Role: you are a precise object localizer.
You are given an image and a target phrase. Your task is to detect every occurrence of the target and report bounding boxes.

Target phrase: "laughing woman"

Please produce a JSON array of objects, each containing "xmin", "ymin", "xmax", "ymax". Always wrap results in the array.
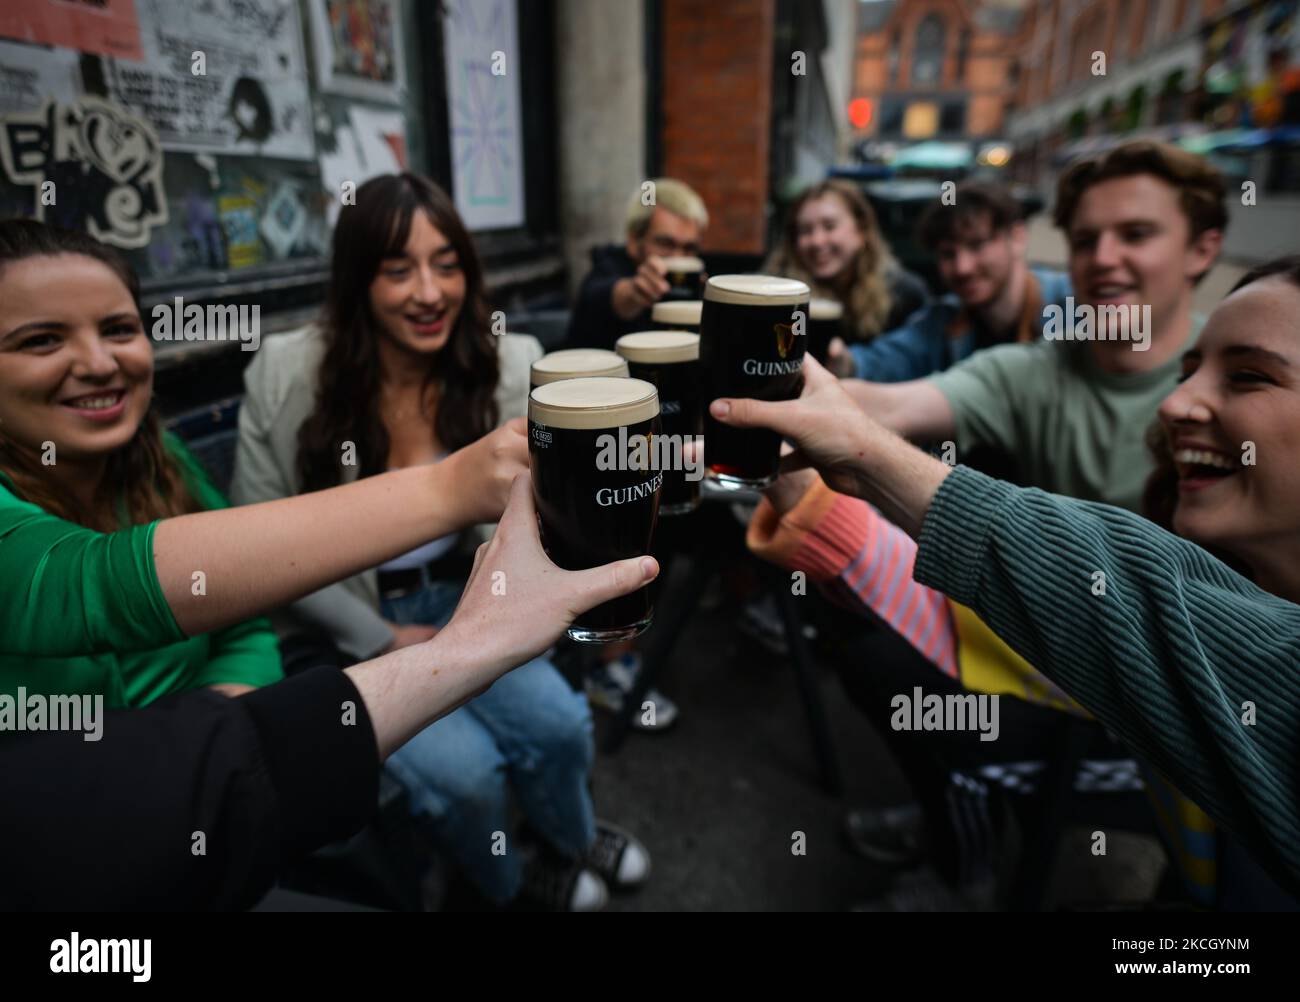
[
  {"xmin": 717, "ymin": 261, "xmax": 1300, "ymax": 894},
  {"xmin": 231, "ymin": 173, "xmax": 650, "ymax": 912},
  {"xmin": 765, "ymin": 180, "xmax": 930, "ymax": 374},
  {"xmin": 0, "ymin": 217, "xmax": 537, "ymax": 711},
  {"xmin": 713, "ymin": 260, "xmax": 1300, "ymax": 893}
]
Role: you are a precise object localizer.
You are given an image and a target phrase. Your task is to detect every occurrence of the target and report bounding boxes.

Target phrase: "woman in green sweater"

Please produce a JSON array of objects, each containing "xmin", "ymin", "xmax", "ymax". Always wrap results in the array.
[
  {"xmin": 709, "ymin": 257, "xmax": 1300, "ymax": 893},
  {"xmin": 0, "ymin": 218, "xmax": 539, "ymax": 708}
]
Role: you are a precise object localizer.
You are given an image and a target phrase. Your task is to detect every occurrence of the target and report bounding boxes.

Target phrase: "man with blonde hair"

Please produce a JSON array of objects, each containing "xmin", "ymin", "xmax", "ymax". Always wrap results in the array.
[{"xmin": 567, "ymin": 177, "xmax": 709, "ymax": 349}]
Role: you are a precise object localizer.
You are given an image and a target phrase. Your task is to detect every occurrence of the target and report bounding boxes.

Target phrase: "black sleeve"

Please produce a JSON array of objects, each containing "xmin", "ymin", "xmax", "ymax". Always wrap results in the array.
[
  {"xmin": 0, "ymin": 667, "xmax": 379, "ymax": 911},
  {"xmin": 567, "ymin": 269, "xmax": 627, "ymax": 349},
  {"xmin": 566, "ymin": 247, "xmax": 649, "ymax": 350},
  {"xmin": 885, "ymin": 268, "xmax": 933, "ymax": 331}
]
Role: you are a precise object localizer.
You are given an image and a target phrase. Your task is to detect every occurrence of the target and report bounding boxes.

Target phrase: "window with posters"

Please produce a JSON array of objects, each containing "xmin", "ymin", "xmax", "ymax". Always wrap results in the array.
[{"xmin": 0, "ymin": 0, "xmax": 559, "ymax": 384}]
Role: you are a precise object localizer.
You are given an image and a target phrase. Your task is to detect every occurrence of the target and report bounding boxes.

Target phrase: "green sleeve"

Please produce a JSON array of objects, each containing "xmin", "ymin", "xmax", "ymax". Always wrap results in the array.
[
  {"xmin": 926, "ymin": 342, "xmax": 1046, "ymax": 455},
  {"xmin": 913, "ymin": 465, "xmax": 1300, "ymax": 893},
  {"xmin": 0, "ymin": 478, "xmax": 184, "ymax": 657},
  {"xmin": 190, "ymin": 615, "xmax": 284, "ymax": 690}
]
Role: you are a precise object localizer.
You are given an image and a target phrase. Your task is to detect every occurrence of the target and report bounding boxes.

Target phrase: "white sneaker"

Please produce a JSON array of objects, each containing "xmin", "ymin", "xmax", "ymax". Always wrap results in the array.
[
  {"xmin": 520, "ymin": 852, "xmax": 609, "ymax": 912},
  {"xmin": 587, "ymin": 820, "xmax": 652, "ymax": 889},
  {"xmin": 585, "ymin": 653, "xmax": 679, "ymax": 731}
]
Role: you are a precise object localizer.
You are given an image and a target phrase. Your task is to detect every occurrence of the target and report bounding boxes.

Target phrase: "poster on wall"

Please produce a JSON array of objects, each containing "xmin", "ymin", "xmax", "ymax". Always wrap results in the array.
[
  {"xmin": 0, "ymin": 0, "xmax": 143, "ymax": 61},
  {"xmin": 309, "ymin": 0, "xmax": 406, "ymax": 105},
  {"xmin": 317, "ymin": 105, "xmax": 407, "ymax": 225},
  {"xmin": 104, "ymin": 0, "xmax": 315, "ymax": 161},
  {"xmin": 0, "ymin": 96, "xmax": 168, "ymax": 248},
  {"xmin": 0, "ymin": 39, "xmax": 82, "ymax": 116},
  {"xmin": 442, "ymin": 0, "xmax": 525, "ymax": 230}
]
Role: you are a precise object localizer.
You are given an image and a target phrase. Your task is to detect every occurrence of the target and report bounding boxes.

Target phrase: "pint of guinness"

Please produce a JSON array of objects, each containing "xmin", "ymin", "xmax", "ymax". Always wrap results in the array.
[
  {"xmin": 615, "ymin": 330, "xmax": 702, "ymax": 516},
  {"xmin": 651, "ymin": 299, "xmax": 702, "ymax": 332},
  {"xmin": 660, "ymin": 255, "xmax": 705, "ymax": 300},
  {"xmin": 528, "ymin": 377, "xmax": 662, "ymax": 642},
  {"xmin": 530, "ymin": 348, "xmax": 629, "ymax": 388},
  {"xmin": 808, "ymin": 297, "xmax": 845, "ymax": 365},
  {"xmin": 699, "ymin": 274, "xmax": 810, "ymax": 489}
]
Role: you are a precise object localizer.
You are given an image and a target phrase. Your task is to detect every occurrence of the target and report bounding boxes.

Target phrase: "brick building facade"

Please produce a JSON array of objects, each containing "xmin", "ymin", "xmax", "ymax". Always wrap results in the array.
[{"xmin": 852, "ymin": 0, "xmax": 1030, "ymax": 142}]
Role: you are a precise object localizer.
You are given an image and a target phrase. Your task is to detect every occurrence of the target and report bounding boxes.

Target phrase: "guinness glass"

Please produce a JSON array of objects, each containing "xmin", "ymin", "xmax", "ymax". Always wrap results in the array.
[
  {"xmin": 615, "ymin": 331, "xmax": 702, "ymax": 516},
  {"xmin": 660, "ymin": 255, "xmax": 705, "ymax": 300},
  {"xmin": 651, "ymin": 299, "xmax": 701, "ymax": 332},
  {"xmin": 700, "ymin": 274, "xmax": 810, "ymax": 489},
  {"xmin": 530, "ymin": 348, "xmax": 628, "ymax": 388},
  {"xmin": 528, "ymin": 377, "xmax": 662, "ymax": 642},
  {"xmin": 808, "ymin": 297, "xmax": 845, "ymax": 365}
]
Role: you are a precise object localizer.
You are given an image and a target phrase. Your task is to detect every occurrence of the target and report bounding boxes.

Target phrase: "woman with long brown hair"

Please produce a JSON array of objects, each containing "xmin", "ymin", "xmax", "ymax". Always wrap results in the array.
[
  {"xmin": 766, "ymin": 179, "xmax": 929, "ymax": 373},
  {"xmin": 232, "ymin": 173, "xmax": 650, "ymax": 912}
]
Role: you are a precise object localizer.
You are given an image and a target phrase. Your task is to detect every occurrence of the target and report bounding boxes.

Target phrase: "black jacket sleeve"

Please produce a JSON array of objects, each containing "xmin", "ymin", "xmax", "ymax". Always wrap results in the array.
[
  {"xmin": 884, "ymin": 267, "xmax": 933, "ymax": 331},
  {"xmin": 0, "ymin": 667, "xmax": 379, "ymax": 911},
  {"xmin": 566, "ymin": 245, "xmax": 646, "ymax": 349}
]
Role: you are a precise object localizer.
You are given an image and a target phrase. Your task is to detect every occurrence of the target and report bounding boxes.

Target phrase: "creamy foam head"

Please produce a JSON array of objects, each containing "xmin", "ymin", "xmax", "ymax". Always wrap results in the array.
[
  {"xmin": 705, "ymin": 274, "xmax": 810, "ymax": 306},
  {"xmin": 652, "ymin": 299, "xmax": 702, "ymax": 327},
  {"xmin": 531, "ymin": 348, "xmax": 629, "ymax": 386},
  {"xmin": 615, "ymin": 331, "xmax": 700, "ymax": 364},
  {"xmin": 661, "ymin": 255, "xmax": 705, "ymax": 273},
  {"xmin": 529, "ymin": 377, "xmax": 660, "ymax": 430},
  {"xmin": 810, "ymin": 297, "xmax": 844, "ymax": 320}
]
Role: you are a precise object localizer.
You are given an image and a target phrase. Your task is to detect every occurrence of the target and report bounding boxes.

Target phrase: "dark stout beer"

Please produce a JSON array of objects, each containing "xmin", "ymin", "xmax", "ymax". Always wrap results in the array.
[
  {"xmin": 651, "ymin": 299, "xmax": 702, "ymax": 332},
  {"xmin": 660, "ymin": 255, "xmax": 705, "ymax": 300},
  {"xmin": 699, "ymin": 274, "xmax": 810, "ymax": 489},
  {"xmin": 808, "ymin": 297, "xmax": 845, "ymax": 366},
  {"xmin": 615, "ymin": 330, "xmax": 702, "ymax": 516},
  {"xmin": 530, "ymin": 348, "xmax": 629, "ymax": 388},
  {"xmin": 528, "ymin": 377, "xmax": 662, "ymax": 642}
]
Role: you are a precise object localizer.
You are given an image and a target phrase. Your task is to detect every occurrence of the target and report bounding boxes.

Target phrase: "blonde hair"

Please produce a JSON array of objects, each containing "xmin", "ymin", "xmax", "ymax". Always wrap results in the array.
[
  {"xmin": 625, "ymin": 178, "xmax": 709, "ymax": 239},
  {"xmin": 765, "ymin": 180, "xmax": 895, "ymax": 341}
]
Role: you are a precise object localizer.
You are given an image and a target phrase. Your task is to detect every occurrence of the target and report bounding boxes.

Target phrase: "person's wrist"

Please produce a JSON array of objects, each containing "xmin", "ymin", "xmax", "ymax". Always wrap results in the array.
[
  {"xmin": 424, "ymin": 453, "xmax": 476, "ymax": 531},
  {"xmin": 408, "ymin": 627, "xmax": 498, "ymax": 729},
  {"xmin": 765, "ymin": 469, "xmax": 817, "ymax": 515},
  {"xmin": 838, "ymin": 414, "xmax": 888, "ymax": 496},
  {"xmin": 611, "ymin": 279, "xmax": 637, "ymax": 319}
]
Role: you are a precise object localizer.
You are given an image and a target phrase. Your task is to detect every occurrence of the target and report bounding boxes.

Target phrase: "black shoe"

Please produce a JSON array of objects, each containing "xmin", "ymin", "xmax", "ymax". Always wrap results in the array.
[
  {"xmin": 585, "ymin": 820, "xmax": 651, "ymax": 890},
  {"xmin": 518, "ymin": 851, "xmax": 608, "ymax": 912},
  {"xmin": 843, "ymin": 803, "xmax": 926, "ymax": 867}
]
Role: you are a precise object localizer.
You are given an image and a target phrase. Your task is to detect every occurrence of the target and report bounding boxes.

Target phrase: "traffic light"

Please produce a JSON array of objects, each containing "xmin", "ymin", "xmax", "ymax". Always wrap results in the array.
[{"xmin": 848, "ymin": 97, "xmax": 873, "ymax": 130}]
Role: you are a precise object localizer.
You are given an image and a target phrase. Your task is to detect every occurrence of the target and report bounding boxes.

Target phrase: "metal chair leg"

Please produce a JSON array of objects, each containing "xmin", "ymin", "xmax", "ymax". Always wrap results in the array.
[{"xmin": 766, "ymin": 565, "xmax": 844, "ymax": 796}]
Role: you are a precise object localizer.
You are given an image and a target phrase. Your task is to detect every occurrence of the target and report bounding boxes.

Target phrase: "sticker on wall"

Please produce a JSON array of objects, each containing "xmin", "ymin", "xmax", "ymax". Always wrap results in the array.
[
  {"xmin": 259, "ymin": 182, "xmax": 308, "ymax": 260},
  {"xmin": 0, "ymin": 0, "xmax": 143, "ymax": 61},
  {"xmin": 104, "ymin": 0, "xmax": 315, "ymax": 161},
  {"xmin": 0, "ymin": 96, "xmax": 168, "ymax": 249}
]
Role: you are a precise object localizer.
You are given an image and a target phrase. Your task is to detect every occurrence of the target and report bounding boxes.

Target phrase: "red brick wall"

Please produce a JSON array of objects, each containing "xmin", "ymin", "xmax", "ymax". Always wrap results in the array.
[{"xmin": 660, "ymin": 0, "xmax": 774, "ymax": 255}]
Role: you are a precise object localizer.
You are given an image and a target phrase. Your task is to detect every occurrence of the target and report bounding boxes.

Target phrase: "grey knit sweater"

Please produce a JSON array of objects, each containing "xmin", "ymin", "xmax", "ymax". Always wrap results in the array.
[{"xmin": 914, "ymin": 466, "xmax": 1300, "ymax": 893}]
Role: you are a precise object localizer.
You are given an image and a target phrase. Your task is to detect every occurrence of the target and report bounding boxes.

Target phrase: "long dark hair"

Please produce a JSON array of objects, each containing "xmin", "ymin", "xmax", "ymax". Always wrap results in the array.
[
  {"xmin": 297, "ymin": 174, "xmax": 500, "ymax": 490},
  {"xmin": 0, "ymin": 218, "xmax": 200, "ymax": 531},
  {"xmin": 1141, "ymin": 254, "xmax": 1300, "ymax": 571}
]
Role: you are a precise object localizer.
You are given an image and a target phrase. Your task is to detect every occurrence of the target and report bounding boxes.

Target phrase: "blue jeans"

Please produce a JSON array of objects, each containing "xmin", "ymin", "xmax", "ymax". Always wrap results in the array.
[{"xmin": 381, "ymin": 581, "xmax": 596, "ymax": 903}]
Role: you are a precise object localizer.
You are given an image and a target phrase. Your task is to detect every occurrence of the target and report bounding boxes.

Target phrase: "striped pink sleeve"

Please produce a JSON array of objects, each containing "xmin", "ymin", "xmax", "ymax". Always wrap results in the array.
[{"xmin": 748, "ymin": 478, "xmax": 959, "ymax": 679}]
